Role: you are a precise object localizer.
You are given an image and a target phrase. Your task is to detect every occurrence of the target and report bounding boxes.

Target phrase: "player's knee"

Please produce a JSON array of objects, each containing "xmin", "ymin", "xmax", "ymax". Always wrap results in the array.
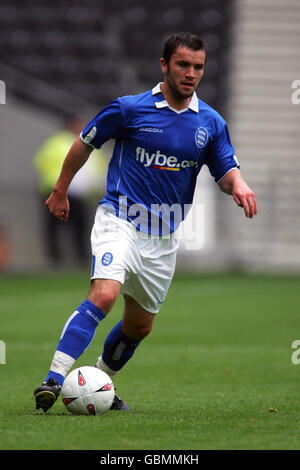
[
  {"xmin": 91, "ymin": 290, "xmax": 116, "ymax": 313},
  {"xmin": 88, "ymin": 280, "xmax": 120, "ymax": 314},
  {"xmin": 138, "ymin": 324, "xmax": 152, "ymax": 339},
  {"xmin": 125, "ymin": 323, "xmax": 153, "ymax": 341}
]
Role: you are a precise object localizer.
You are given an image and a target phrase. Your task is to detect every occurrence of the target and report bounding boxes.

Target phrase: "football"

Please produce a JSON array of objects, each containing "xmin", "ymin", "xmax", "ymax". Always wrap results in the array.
[{"xmin": 61, "ymin": 366, "xmax": 115, "ymax": 415}]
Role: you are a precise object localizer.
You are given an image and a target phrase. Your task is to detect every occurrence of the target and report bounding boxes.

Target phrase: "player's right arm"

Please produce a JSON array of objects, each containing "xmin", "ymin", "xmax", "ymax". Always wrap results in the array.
[
  {"xmin": 46, "ymin": 137, "xmax": 93, "ymax": 222},
  {"xmin": 48, "ymin": 99, "xmax": 123, "ymax": 222}
]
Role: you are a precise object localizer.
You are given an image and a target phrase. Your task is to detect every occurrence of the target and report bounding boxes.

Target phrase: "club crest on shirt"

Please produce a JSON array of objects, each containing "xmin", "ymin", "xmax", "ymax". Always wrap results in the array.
[
  {"xmin": 195, "ymin": 127, "xmax": 208, "ymax": 149},
  {"xmin": 101, "ymin": 252, "xmax": 113, "ymax": 266}
]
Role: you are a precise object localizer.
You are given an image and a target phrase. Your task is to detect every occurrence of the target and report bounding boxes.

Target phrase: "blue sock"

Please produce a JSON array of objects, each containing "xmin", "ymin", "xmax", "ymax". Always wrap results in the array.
[
  {"xmin": 45, "ymin": 299, "xmax": 106, "ymax": 385},
  {"xmin": 57, "ymin": 299, "xmax": 106, "ymax": 358},
  {"xmin": 101, "ymin": 319, "xmax": 140, "ymax": 372},
  {"xmin": 45, "ymin": 371, "xmax": 65, "ymax": 386}
]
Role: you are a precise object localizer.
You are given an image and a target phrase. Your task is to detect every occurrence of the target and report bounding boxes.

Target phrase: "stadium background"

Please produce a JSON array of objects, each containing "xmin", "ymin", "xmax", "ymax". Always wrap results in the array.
[
  {"xmin": 0, "ymin": 0, "xmax": 300, "ymax": 273},
  {"xmin": 1, "ymin": 0, "xmax": 300, "ymax": 453}
]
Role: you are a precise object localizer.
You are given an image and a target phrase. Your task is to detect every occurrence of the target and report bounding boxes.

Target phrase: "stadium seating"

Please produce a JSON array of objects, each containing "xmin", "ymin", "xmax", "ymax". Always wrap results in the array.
[{"xmin": 0, "ymin": 0, "xmax": 235, "ymax": 116}]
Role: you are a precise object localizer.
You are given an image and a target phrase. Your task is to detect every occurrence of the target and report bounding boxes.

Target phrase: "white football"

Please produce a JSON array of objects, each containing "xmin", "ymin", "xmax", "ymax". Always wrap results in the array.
[{"xmin": 61, "ymin": 366, "xmax": 114, "ymax": 415}]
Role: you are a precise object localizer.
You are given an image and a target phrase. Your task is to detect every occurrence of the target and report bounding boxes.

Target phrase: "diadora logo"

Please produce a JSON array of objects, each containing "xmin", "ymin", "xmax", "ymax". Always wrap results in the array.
[
  {"xmin": 136, "ymin": 147, "xmax": 199, "ymax": 171},
  {"xmin": 139, "ymin": 127, "xmax": 163, "ymax": 134}
]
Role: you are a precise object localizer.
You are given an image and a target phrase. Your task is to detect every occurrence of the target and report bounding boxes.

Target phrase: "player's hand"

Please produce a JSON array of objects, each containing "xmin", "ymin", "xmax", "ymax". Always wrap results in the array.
[
  {"xmin": 232, "ymin": 181, "xmax": 257, "ymax": 218},
  {"xmin": 45, "ymin": 191, "xmax": 70, "ymax": 223}
]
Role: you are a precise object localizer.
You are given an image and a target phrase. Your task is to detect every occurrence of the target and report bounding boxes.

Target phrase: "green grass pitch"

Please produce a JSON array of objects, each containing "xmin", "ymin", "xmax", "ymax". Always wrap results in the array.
[{"xmin": 0, "ymin": 270, "xmax": 299, "ymax": 450}]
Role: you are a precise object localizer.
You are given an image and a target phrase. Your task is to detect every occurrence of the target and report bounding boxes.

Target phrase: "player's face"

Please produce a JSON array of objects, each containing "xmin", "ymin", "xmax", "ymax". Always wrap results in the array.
[{"xmin": 161, "ymin": 46, "xmax": 206, "ymax": 101}]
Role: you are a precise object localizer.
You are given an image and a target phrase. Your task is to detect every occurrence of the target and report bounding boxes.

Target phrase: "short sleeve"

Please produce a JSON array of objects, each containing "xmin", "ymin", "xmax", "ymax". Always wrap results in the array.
[
  {"xmin": 80, "ymin": 99, "xmax": 124, "ymax": 149},
  {"xmin": 206, "ymin": 118, "xmax": 240, "ymax": 183}
]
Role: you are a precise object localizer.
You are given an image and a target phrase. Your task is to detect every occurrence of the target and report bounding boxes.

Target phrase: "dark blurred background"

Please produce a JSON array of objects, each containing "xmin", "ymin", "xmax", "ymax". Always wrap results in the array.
[
  {"xmin": 0, "ymin": 0, "xmax": 234, "ymax": 118},
  {"xmin": 0, "ymin": 0, "xmax": 300, "ymax": 273}
]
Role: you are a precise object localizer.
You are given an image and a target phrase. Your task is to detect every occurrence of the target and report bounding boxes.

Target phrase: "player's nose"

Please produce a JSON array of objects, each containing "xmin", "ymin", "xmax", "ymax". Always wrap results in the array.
[{"xmin": 185, "ymin": 67, "xmax": 196, "ymax": 79}]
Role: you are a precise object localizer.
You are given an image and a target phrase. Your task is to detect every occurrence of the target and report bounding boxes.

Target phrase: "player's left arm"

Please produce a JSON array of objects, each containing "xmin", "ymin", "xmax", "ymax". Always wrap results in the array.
[{"xmin": 218, "ymin": 168, "xmax": 258, "ymax": 218}]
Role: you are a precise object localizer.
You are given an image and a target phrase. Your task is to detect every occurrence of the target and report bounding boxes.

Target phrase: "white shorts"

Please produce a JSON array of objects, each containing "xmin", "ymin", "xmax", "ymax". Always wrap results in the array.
[{"xmin": 90, "ymin": 205, "xmax": 179, "ymax": 314}]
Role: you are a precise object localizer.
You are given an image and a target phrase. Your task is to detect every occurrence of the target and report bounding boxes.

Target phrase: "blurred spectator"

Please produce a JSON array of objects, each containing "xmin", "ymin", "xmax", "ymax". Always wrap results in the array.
[{"xmin": 33, "ymin": 116, "xmax": 107, "ymax": 266}]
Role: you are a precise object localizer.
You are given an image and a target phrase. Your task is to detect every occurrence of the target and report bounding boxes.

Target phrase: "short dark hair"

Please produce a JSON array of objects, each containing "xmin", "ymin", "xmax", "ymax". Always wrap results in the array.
[{"xmin": 162, "ymin": 32, "xmax": 207, "ymax": 64}]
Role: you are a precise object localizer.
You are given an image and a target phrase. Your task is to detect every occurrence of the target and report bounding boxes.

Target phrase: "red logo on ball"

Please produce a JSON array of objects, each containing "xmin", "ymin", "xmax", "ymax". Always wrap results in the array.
[
  {"xmin": 87, "ymin": 404, "xmax": 95, "ymax": 415},
  {"xmin": 101, "ymin": 383, "xmax": 112, "ymax": 391},
  {"xmin": 78, "ymin": 371, "xmax": 86, "ymax": 386}
]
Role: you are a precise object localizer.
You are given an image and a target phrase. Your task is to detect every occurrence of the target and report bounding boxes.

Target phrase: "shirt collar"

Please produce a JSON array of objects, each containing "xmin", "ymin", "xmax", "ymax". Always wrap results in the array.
[{"xmin": 152, "ymin": 82, "xmax": 199, "ymax": 113}]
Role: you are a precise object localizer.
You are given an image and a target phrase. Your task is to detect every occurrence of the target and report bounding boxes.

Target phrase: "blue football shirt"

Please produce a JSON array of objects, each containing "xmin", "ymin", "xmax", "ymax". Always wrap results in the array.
[{"xmin": 80, "ymin": 83, "xmax": 239, "ymax": 235}]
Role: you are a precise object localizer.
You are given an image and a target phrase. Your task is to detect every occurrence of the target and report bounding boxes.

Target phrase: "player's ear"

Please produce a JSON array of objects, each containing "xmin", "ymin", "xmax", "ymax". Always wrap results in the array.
[{"xmin": 160, "ymin": 57, "xmax": 167, "ymax": 74}]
